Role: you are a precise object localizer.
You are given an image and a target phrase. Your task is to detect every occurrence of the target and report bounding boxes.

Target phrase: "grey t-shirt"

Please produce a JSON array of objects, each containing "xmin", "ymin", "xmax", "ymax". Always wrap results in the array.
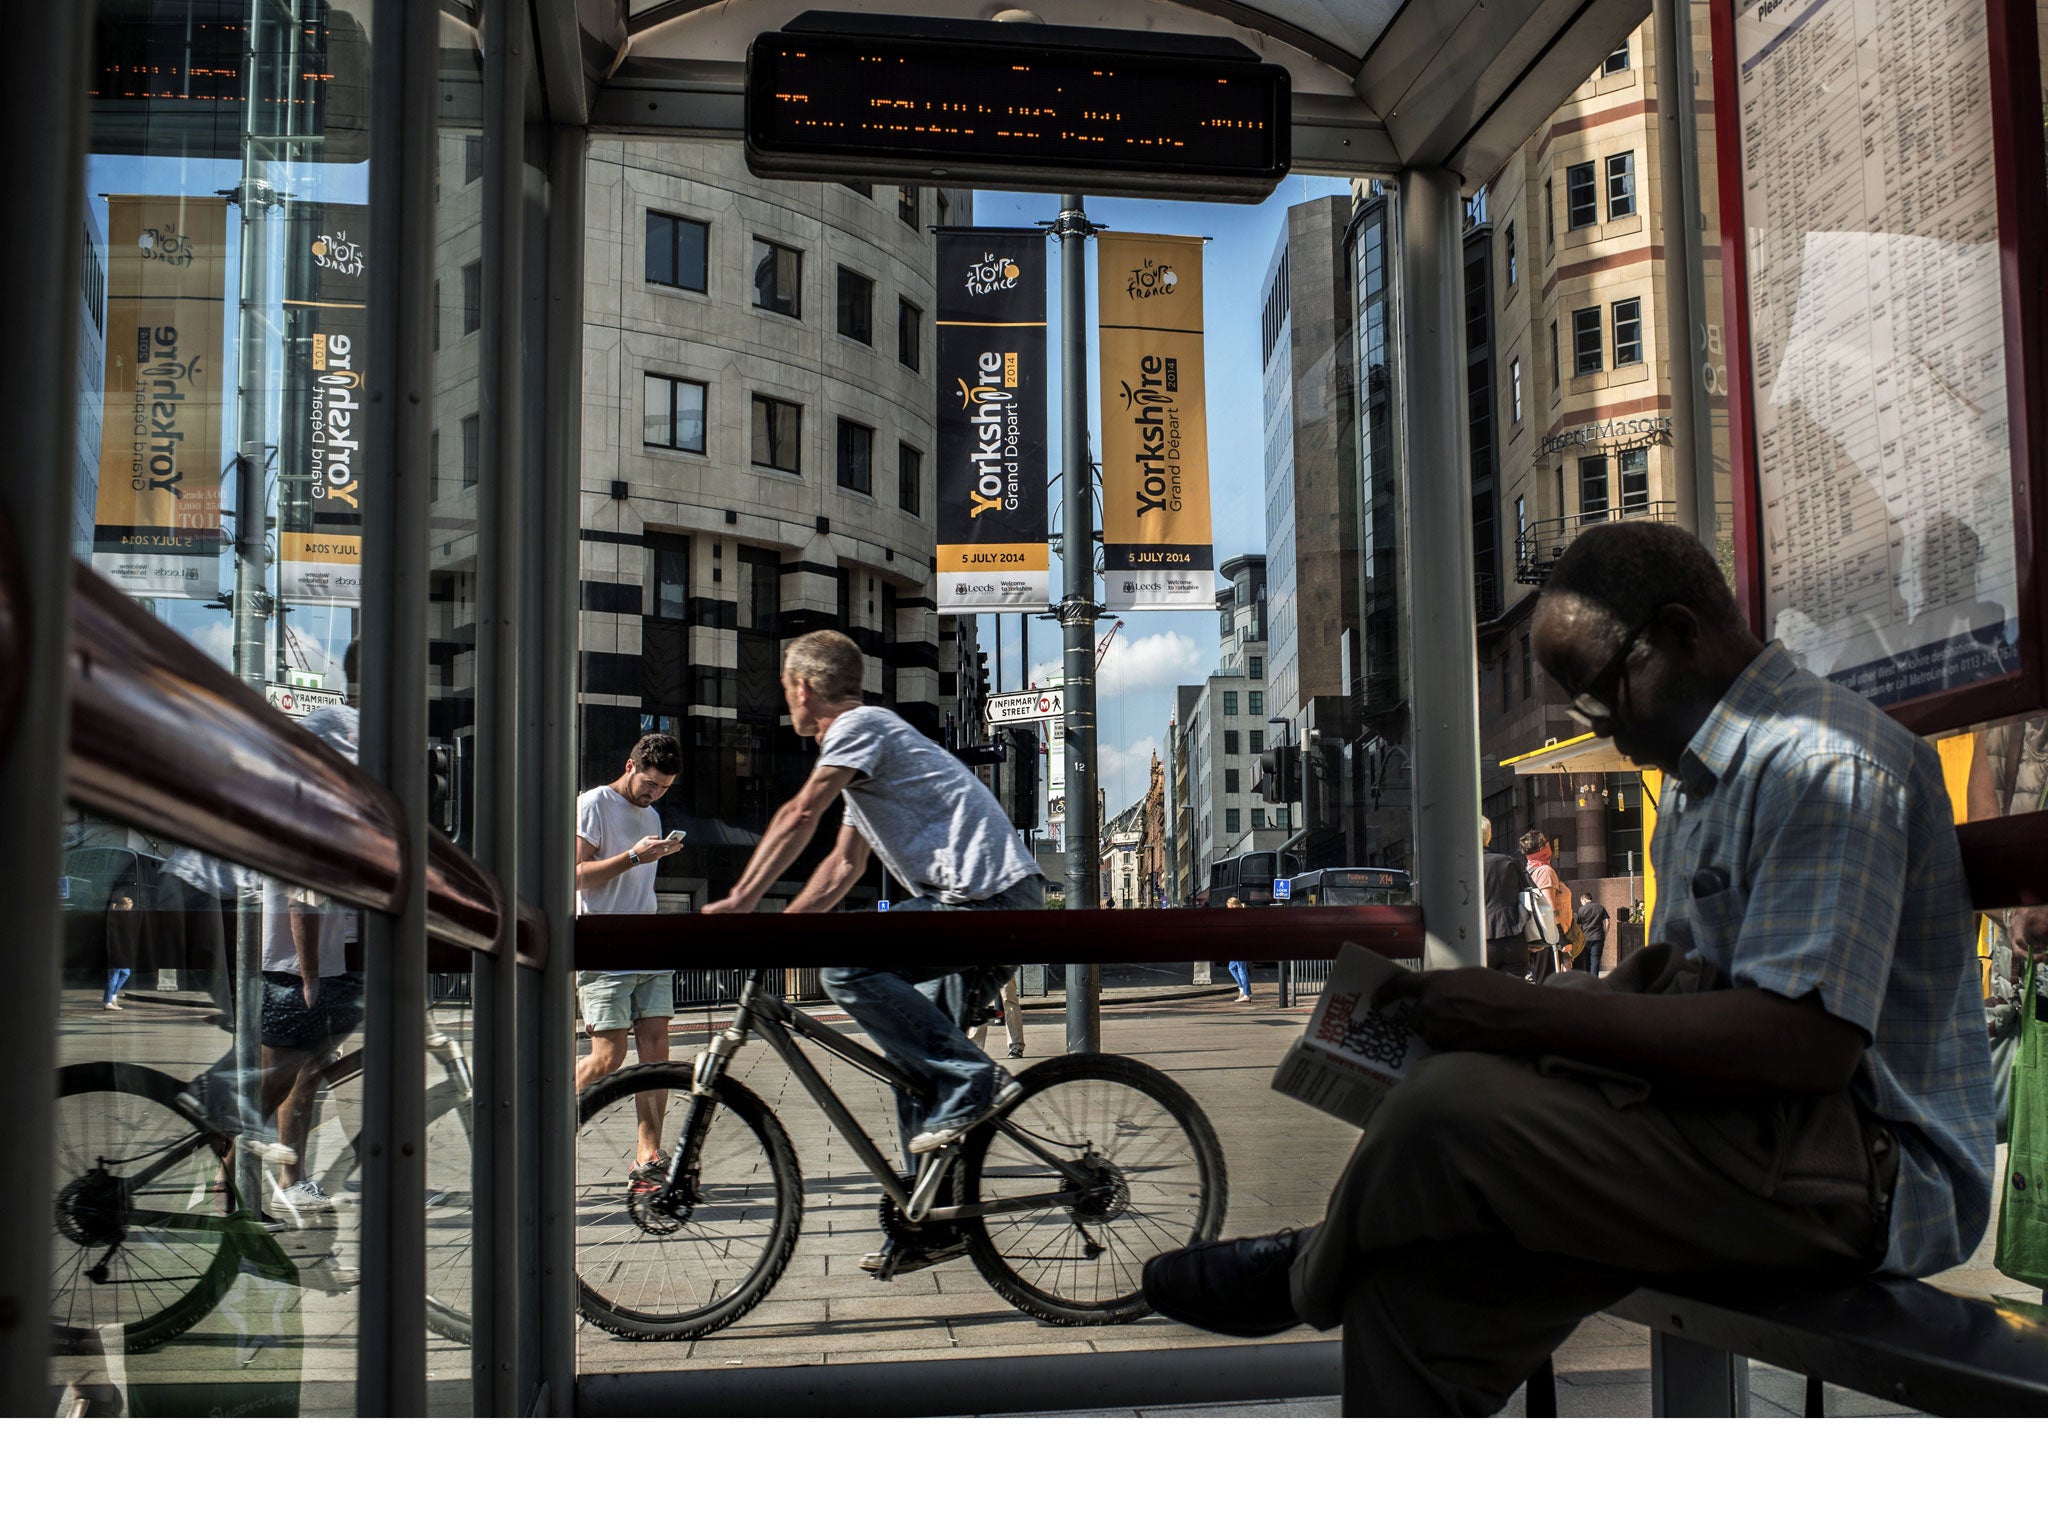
[{"xmin": 818, "ymin": 706, "xmax": 1036, "ymax": 903}]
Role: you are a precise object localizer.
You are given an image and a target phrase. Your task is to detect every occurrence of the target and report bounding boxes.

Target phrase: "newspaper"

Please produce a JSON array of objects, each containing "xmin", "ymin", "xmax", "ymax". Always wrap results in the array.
[{"xmin": 1271, "ymin": 943, "xmax": 1434, "ymax": 1128}]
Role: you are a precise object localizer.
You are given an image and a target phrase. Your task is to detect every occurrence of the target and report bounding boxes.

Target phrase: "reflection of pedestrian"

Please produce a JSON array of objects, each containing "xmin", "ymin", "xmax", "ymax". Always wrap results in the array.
[
  {"xmin": 1519, "ymin": 831, "xmax": 1569, "ymax": 980},
  {"xmin": 157, "ymin": 846, "xmax": 236, "ymax": 1019},
  {"xmin": 1574, "ymin": 896, "xmax": 1609, "ymax": 976},
  {"xmin": 1480, "ymin": 817, "xmax": 1529, "ymax": 977},
  {"xmin": 1225, "ymin": 896, "xmax": 1252, "ymax": 1002},
  {"xmin": 103, "ymin": 886, "xmax": 138, "ymax": 1010}
]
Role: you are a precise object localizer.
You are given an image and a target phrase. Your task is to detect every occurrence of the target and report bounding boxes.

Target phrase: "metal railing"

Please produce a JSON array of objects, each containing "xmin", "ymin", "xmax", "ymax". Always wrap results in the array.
[{"xmin": 1514, "ymin": 501, "xmax": 1677, "ymax": 586}]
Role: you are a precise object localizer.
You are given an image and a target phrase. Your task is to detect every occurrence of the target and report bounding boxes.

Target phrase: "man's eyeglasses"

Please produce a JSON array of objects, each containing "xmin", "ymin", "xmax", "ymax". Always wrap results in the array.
[{"xmin": 1566, "ymin": 609, "xmax": 1658, "ymax": 729}]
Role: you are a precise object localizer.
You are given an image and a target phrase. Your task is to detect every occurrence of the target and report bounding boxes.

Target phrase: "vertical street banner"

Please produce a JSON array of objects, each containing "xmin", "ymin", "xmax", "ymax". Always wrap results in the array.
[
  {"xmin": 93, "ymin": 195, "xmax": 229, "ymax": 600},
  {"xmin": 1096, "ymin": 232, "xmax": 1213, "ymax": 610},
  {"xmin": 934, "ymin": 229, "xmax": 1049, "ymax": 612},
  {"xmin": 279, "ymin": 202, "xmax": 369, "ymax": 608}
]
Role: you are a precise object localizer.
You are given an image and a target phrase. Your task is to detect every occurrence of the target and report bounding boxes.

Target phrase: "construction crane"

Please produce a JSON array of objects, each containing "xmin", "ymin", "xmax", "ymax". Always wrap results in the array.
[{"xmin": 1095, "ymin": 616, "xmax": 1124, "ymax": 668}]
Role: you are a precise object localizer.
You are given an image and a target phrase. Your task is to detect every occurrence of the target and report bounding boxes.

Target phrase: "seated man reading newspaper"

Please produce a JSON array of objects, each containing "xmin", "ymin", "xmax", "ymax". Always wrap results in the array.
[{"xmin": 1141, "ymin": 521, "xmax": 1996, "ymax": 1416}]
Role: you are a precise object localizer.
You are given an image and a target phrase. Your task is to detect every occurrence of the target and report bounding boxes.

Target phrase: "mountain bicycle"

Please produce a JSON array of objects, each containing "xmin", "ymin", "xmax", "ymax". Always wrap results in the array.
[
  {"xmin": 49, "ymin": 1027, "xmax": 476, "ymax": 1354},
  {"xmin": 575, "ymin": 966, "xmax": 1227, "ymax": 1341}
]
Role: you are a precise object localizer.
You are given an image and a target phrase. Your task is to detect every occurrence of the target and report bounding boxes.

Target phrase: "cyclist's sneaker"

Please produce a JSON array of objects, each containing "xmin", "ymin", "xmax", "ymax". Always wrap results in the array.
[
  {"xmin": 859, "ymin": 1234, "xmax": 968, "ymax": 1278},
  {"xmin": 906, "ymin": 1074, "xmax": 1023, "ymax": 1157},
  {"xmin": 236, "ymin": 1133, "xmax": 298, "ymax": 1166},
  {"xmin": 272, "ymin": 1177, "xmax": 336, "ymax": 1225},
  {"xmin": 1006, "ymin": 1043, "xmax": 1025, "ymax": 1059},
  {"xmin": 627, "ymin": 1156, "xmax": 671, "ymax": 1196}
]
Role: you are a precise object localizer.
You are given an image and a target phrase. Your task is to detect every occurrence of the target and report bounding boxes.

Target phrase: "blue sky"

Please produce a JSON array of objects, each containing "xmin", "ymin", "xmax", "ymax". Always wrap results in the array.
[{"xmin": 974, "ymin": 177, "xmax": 1352, "ymax": 815}]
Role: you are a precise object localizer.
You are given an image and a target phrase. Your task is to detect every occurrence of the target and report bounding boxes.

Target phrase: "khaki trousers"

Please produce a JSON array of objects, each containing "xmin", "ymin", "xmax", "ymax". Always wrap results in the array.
[{"xmin": 1288, "ymin": 1050, "xmax": 1894, "ymax": 1416}]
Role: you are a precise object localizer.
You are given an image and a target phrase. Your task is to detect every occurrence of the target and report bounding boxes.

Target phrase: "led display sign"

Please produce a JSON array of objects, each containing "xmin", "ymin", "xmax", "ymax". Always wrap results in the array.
[{"xmin": 744, "ymin": 13, "xmax": 1291, "ymax": 202}]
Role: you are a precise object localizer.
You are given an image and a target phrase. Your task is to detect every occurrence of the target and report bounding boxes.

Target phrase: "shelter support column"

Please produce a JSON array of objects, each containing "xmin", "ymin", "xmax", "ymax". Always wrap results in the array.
[{"xmin": 1394, "ymin": 166, "xmax": 1484, "ymax": 970}]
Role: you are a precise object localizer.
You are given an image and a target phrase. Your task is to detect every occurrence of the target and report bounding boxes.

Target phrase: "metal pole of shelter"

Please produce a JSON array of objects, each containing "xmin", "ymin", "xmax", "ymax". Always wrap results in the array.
[
  {"xmin": 1394, "ymin": 167, "xmax": 1484, "ymax": 970},
  {"xmin": 1055, "ymin": 195, "xmax": 1100, "ymax": 1053},
  {"xmin": 1654, "ymin": 0, "xmax": 1711, "ymax": 543},
  {"xmin": 0, "ymin": 0, "xmax": 89, "ymax": 1416}
]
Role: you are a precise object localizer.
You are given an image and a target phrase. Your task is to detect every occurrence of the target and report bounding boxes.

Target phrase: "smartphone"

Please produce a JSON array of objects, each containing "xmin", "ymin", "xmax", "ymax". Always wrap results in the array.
[{"xmin": 662, "ymin": 829, "xmax": 686, "ymax": 846}]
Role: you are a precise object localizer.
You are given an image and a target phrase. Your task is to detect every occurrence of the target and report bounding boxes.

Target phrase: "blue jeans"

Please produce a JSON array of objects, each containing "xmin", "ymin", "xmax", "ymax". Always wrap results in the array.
[
  {"xmin": 1228, "ymin": 961, "xmax": 1250, "ymax": 996},
  {"xmin": 104, "ymin": 968, "xmax": 131, "ymax": 1006},
  {"xmin": 823, "ymin": 876, "xmax": 1042, "ymax": 1168}
]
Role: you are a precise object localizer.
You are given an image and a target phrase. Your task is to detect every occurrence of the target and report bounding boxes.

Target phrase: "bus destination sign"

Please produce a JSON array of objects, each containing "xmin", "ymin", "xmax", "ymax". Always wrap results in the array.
[{"xmin": 744, "ymin": 14, "xmax": 1291, "ymax": 202}]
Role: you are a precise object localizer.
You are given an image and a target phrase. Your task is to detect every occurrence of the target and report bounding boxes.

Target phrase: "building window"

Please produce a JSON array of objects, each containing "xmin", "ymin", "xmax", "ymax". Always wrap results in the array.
[
  {"xmin": 1619, "ymin": 447, "xmax": 1650, "ymax": 512},
  {"xmin": 463, "ymin": 134, "xmax": 483, "ymax": 183},
  {"xmin": 653, "ymin": 537, "xmax": 689, "ymax": 622},
  {"xmin": 1510, "ymin": 357, "xmax": 1523, "ymax": 424},
  {"xmin": 1226, "ymin": 808, "xmax": 1241, "ymax": 836},
  {"xmin": 836, "ymin": 418, "xmax": 874, "ymax": 494},
  {"xmin": 1252, "ymin": 809, "xmax": 1267, "ymax": 829},
  {"xmin": 1556, "ymin": 465, "xmax": 1566, "ymax": 517},
  {"xmin": 1605, "ymin": 40, "xmax": 1631, "ymax": 73},
  {"xmin": 1545, "ymin": 178, "xmax": 1555, "ymax": 248},
  {"xmin": 751, "ymin": 394, "xmax": 801, "ymax": 473},
  {"xmin": 461, "ymin": 259, "xmax": 481, "ymax": 335},
  {"xmin": 1580, "ymin": 456, "xmax": 1611, "ymax": 519},
  {"xmin": 1225, "ymin": 768, "xmax": 1241, "ymax": 794},
  {"xmin": 1521, "ymin": 634, "xmax": 1533, "ymax": 700},
  {"xmin": 1566, "ymin": 162, "xmax": 1597, "ymax": 230},
  {"xmin": 643, "ymin": 374, "xmax": 707, "ymax": 454},
  {"xmin": 836, "ymin": 266, "xmax": 873, "ymax": 345},
  {"xmin": 460, "ymin": 413, "xmax": 479, "ymax": 489},
  {"xmin": 1223, "ymin": 691, "xmax": 1239, "ymax": 717},
  {"xmin": 1275, "ymin": 806, "xmax": 1289, "ymax": 828},
  {"xmin": 898, "ymin": 185, "xmax": 919, "ymax": 227},
  {"xmin": 842, "ymin": 181, "xmax": 872, "ymax": 197},
  {"xmin": 1249, "ymin": 655, "xmax": 1263, "ymax": 681},
  {"xmin": 646, "ymin": 211, "xmax": 709, "ymax": 293},
  {"xmin": 1224, "ymin": 730, "xmax": 1240, "ymax": 756},
  {"xmin": 1504, "ymin": 221, "xmax": 1517, "ymax": 286},
  {"xmin": 1573, "ymin": 306, "xmax": 1603, "ymax": 375},
  {"xmin": 897, "ymin": 442, "xmax": 922, "ymax": 515},
  {"xmin": 751, "ymin": 238, "xmax": 801, "ymax": 317},
  {"xmin": 1549, "ymin": 321, "xmax": 1559, "ymax": 389},
  {"xmin": 1612, "ymin": 297, "xmax": 1643, "ymax": 366},
  {"xmin": 1606, "ymin": 152, "xmax": 1636, "ymax": 219},
  {"xmin": 898, "ymin": 299, "xmax": 921, "ymax": 372},
  {"xmin": 1249, "ymin": 690, "xmax": 1264, "ymax": 714},
  {"xmin": 1249, "ymin": 729, "xmax": 1264, "ymax": 754},
  {"xmin": 430, "ymin": 429, "xmax": 440, "ymax": 503}
]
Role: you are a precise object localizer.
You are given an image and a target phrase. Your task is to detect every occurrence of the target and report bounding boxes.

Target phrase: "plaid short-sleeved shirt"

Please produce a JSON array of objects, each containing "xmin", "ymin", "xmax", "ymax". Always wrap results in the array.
[{"xmin": 1649, "ymin": 643, "xmax": 1994, "ymax": 1275}]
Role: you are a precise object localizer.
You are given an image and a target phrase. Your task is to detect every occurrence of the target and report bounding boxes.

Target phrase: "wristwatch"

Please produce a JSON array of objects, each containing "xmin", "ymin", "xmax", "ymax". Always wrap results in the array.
[{"xmin": 626, "ymin": 848, "xmax": 641, "ymax": 866}]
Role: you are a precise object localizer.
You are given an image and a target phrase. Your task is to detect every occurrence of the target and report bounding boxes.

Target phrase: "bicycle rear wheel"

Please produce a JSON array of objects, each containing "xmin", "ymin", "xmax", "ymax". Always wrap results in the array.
[
  {"xmin": 50, "ymin": 1062, "xmax": 245, "ymax": 1354},
  {"xmin": 574, "ymin": 1065, "xmax": 801, "ymax": 1341},
  {"xmin": 422, "ymin": 1078, "xmax": 474, "ymax": 1345},
  {"xmin": 954, "ymin": 1053, "xmax": 1227, "ymax": 1325}
]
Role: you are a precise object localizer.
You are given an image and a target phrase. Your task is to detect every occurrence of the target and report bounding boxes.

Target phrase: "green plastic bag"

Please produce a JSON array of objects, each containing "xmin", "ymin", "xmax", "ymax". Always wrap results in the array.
[{"xmin": 1996, "ymin": 956, "xmax": 2048, "ymax": 1289}]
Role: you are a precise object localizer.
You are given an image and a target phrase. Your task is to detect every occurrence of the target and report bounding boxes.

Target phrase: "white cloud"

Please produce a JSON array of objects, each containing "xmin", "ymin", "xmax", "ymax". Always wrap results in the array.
[
  {"xmin": 1099, "ymin": 734, "xmax": 1160, "ymax": 815},
  {"xmin": 1028, "ymin": 629, "xmax": 1205, "ymax": 697}
]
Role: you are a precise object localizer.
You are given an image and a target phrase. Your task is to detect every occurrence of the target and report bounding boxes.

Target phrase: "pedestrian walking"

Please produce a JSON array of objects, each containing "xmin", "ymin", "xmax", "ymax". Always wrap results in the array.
[
  {"xmin": 1225, "ymin": 896, "xmax": 1253, "ymax": 1002},
  {"xmin": 102, "ymin": 885, "xmax": 138, "ymax": 1010},
  {"xmin": 1574, "ymin": 894, "xmax": 1610, "ymax": 975},
  {"xmin": 1480, "ymin": 817, "xmax": 1529, "ymax": 978}
]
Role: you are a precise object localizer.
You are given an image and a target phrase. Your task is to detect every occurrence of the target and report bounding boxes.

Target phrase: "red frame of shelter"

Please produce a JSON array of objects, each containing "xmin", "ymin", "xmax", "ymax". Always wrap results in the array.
[{"xmin": 1709, "ymin": 0, "xmax": 2048, "ymax": 740}]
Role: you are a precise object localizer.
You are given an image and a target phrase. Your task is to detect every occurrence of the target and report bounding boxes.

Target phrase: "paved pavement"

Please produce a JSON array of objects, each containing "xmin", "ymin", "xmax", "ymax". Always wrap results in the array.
[{"xmin": 46, "ymin": 979, "xmax": 2042, "ymax": 1417}]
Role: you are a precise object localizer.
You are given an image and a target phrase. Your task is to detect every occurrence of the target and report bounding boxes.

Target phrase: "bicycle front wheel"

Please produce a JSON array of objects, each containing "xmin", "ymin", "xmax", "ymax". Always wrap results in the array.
[
  {"xmin": 50, "ymin": 1062, "xmax": 244, "ymax": 1354},
  {"xmin": 574, "ymin": 1065, "xmax": 801, "ymax": 1342},
  {"xmin": 954, "ymin": 1053, "xmax": 1227, "ymax": 1325},
  {"xmin": 422, "ymin": 1077, "xmax": 475, "ymax": 1345}
]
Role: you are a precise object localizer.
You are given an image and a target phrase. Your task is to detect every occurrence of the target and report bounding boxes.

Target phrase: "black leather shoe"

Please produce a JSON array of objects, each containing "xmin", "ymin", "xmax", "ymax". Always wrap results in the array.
[{"xmin": 1141, "ymin": 1229, "xmax": 1304, "ymax": 1337}]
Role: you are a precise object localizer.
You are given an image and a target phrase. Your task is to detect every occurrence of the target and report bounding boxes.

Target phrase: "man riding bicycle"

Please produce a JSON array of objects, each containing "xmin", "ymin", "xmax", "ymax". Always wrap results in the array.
[{"xmin": 704, "ymin": 629, "xmax": 1042, "ymax": 1275}]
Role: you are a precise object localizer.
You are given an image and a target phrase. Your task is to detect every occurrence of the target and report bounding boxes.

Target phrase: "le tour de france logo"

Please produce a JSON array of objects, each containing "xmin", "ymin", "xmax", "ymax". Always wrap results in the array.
[
  {"xmin": 311, "ymin": 227, "xmax": 365, "ymax": 277},
  {"xmin": 965, "ymin": 250, "xmax": 1022, "ymax": 296},
  {"xmin": 138, "ymin": 223, "xmax": 195, "ymax": 268},
  {"xmin": 1125, "ymin": 255, "xmax": 1177, "ymax": 301}
]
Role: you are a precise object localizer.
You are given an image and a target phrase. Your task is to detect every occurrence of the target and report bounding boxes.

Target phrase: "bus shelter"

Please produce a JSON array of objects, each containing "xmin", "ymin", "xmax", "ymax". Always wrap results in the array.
[{"xmin": 4, "ymin": 0, "xmax": 2045, "ymax": 1419}]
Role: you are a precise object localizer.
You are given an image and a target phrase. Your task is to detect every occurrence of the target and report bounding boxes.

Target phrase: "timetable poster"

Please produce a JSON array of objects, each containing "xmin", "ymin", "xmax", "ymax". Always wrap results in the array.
[
  {"xmin": 279, "ymin": 202, "xmax": 369, "ymax": 608},
  {"xmin": 92, "ymin": 195, "xmax": 228, "ymax": 601},
  {"xmin": 1735, "ymin": 0, "xmax": 2019, "ymax": 707},
  {"xmin": 1096, "ymin": 232, "xmax": 1214, "ymax": 611},
  {"xmin": 933, "ymin": 229, "xmax": 1049, "ymax": 613}
]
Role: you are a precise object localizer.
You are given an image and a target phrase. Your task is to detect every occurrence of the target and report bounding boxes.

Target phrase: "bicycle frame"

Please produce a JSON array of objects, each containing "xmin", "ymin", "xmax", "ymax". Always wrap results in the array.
[{"xmin": 671, "ymin": 972, "xmax": 1095, "ymax": 1227}]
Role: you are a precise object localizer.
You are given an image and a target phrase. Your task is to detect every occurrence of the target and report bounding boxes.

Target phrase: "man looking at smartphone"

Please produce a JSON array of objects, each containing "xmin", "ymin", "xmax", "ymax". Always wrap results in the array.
[{"xmin": 576, "ymin": 731, "xmax": 687, "ymax": 1188}]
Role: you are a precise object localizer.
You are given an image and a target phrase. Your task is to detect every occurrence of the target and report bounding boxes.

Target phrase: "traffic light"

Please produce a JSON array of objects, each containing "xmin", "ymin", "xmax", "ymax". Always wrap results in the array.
[
  {"xmin": 427, "ymin": 743, "xmax": 458, "ymax": 835},
  {"xmin": 975, "ymin": 648, "xmax": 991, "ymax": 703},
  {"xmin": 1003, "ymin": 726, "xmax": 1039, "ymax": 829},
  {"xmin": 1256, "ymin": 743, "xmax": 1298, "ymax": 804}
]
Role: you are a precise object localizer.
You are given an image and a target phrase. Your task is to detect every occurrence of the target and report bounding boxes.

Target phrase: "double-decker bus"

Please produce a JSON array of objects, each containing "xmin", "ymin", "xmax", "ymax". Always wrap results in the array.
[{"xmin": 1289, "ymin": 866, "xmax": 1414, "ymax": 907}]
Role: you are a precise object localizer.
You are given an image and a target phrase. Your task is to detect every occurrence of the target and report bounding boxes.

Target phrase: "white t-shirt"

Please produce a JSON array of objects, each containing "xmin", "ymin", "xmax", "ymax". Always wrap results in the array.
[
  {"xmin": 263, "ymin": 701, "xmax": 361, "ymax": 977},
  {"xmin": 576, "ymin": 785, "xmax": 663, "ymax": 918}
]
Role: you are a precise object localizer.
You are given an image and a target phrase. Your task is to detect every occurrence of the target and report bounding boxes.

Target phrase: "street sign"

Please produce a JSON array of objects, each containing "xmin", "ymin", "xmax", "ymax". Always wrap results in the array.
[
  {"xmin": 265, "ymin": 684, "xmax": 346, "ymax": 717},
  {"xmin": 1273, "ymin": 877, "xmax": 1292, "ymax": 900},
  {"xmin": 985, "ymin": 687, "xmax": 1063, "ymax": 726},
  {"xmin": 878, "ymin": 900, "xmax": 891, "ymax": 912},
  {"xmin": 1047, "ymin": 716, "xmax": 1066, "ymax": 793}
]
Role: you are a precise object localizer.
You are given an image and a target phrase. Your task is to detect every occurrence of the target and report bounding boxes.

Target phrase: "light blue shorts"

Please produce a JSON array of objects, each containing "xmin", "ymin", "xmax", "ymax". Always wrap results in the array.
[{"xmin": 577, "ymin": 970, "xmax": 672, "ymax": 1033}]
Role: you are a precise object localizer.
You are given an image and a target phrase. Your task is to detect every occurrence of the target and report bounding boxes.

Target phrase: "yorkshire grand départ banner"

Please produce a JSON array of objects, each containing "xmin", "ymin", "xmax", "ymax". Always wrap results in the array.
[
  {"xmin": 934, "ymin": 229, "xmax": 1049, "ymax": 613},
  {"xmin": 1096, "ymin": 232, "xmax": 1213, "ymax": 610},
  {"xmin": 93, "ymin": 195, "xmax": 229, "ymax": 600},
  {"xmin": 279, "ymin": 202, "xmax": 368, "ymax": 608}
]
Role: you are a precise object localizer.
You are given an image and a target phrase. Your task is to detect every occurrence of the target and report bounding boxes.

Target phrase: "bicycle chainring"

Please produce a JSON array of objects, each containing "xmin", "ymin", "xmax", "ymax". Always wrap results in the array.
[{"xmin": 878, "ymin": 1193, "xmax": 961, "ymax": 1251}]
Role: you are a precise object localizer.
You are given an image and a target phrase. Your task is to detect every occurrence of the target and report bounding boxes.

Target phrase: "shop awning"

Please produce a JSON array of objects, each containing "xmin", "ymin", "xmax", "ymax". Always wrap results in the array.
[{"xmin": 1499, "ymin": 733, "xmax": 1646, "ymax": 777}]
